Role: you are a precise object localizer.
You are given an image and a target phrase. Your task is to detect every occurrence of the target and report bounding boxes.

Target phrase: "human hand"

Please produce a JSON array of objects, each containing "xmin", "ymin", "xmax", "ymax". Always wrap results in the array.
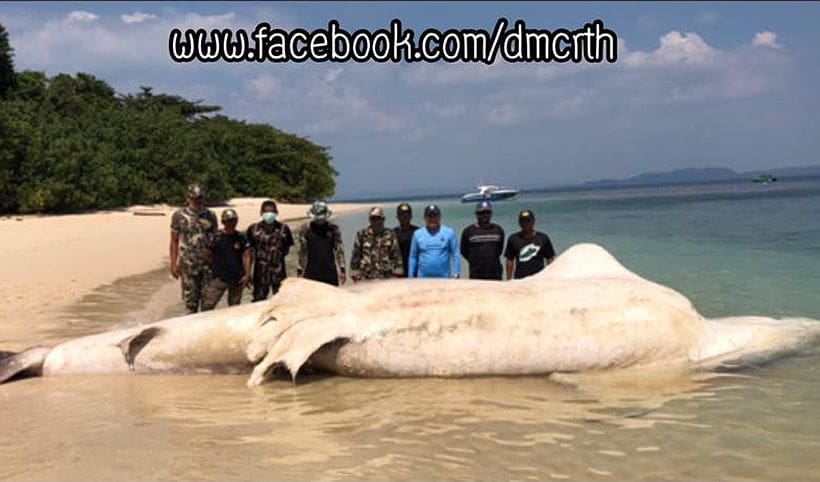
[
  {"xmin": 171, "ymin": 264, "xmax": 180, "ymax": 279},
  {"xmin": 339, "ymin": 271, "xmax": 347, "ymax": 285}
]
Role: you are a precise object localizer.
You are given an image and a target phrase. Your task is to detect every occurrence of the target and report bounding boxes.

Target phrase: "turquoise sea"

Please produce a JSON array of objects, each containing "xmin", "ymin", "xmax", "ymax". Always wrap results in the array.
[{"xmin": 335, "ymin": 178, "xmax": 820, "ymax": 320}]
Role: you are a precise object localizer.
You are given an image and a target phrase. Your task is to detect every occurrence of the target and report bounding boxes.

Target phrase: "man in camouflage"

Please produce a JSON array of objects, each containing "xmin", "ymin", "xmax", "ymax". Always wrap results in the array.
[
  {"xmin": 296, "ymin": 200, "xmax": 347, "ymax": 286},
  {"xmin": 169, "ymin": 184, "xmax": 218, "ymax": 313},
  {"xmin": 350, "ymin": 206, "xmax": 403, "ymax": 282},
  {"xmin": 246, "ymin": 200, "xmax": 294, "ymax": 301}
]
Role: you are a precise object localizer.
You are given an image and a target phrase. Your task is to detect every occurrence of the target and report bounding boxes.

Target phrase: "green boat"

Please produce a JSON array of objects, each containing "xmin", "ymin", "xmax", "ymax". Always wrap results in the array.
[{"xmin": 753, "ymin": 174, "xmax": 777, "ymax": 185}]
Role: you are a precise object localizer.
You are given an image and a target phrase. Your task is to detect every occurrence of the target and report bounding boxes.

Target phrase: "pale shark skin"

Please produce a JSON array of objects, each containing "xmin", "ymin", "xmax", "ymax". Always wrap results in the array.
[
  {"xmin": 245, "ymin": 244, "xmax": 820, "ymax": 385},
  {"xmin": 2, "ymin": 244, "xmax": 818, "ymax": 386},
  {"xmin": 0, "ymin": 300, "xmax": 274, "ymax": 383}
]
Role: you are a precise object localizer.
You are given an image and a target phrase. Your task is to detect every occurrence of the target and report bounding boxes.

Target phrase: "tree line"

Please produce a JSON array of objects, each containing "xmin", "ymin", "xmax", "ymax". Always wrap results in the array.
[{"xmin": 0, "ymin": 23, "xmax": 337, "ymax": 214}]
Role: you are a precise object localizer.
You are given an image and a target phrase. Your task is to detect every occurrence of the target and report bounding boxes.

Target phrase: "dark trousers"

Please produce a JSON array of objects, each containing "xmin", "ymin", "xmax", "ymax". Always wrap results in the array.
[
  {"xmin": 252, "ymin": 280, "xmax": 282, "ymax": 302},
  {"xmin": 201, "ymin": 278, "xmax": 243, "ymax": 311}
]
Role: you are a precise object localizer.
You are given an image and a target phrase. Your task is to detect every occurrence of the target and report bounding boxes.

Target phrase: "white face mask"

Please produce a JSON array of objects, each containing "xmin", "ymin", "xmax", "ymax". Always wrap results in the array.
[{"xmin": 262, "ymin": 212, "xmax": 277, "ymax": 224}]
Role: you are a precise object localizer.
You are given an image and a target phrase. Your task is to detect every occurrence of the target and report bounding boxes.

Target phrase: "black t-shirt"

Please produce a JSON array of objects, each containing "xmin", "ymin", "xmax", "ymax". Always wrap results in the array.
[
  {"xmin": 460, "ymin": 223, "xmax": 505, "ymax": 280},
  {"xmin": 304, "ymin": 222, "xmax": 340, "ymax": 285},
  {"xmin": 394, "ymin": 224, "xmax": 419, "ymax": 277},
  {"xmin": 504, "ymin": 231, "xmax": 555, "ymax": 279},
  {"xmin": 210, "ymin": 231, "xmax": 250, "ymax": 284}
]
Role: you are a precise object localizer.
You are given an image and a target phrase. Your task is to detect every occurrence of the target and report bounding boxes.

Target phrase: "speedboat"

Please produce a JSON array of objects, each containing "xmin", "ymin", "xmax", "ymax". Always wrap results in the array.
[
  {"xmin": 753, "ymin": 174, "xmax": 777, "ymax": 185},
  {"xmin": 461, "ymin": 184, "xmax": 519, "ymax": 203}
]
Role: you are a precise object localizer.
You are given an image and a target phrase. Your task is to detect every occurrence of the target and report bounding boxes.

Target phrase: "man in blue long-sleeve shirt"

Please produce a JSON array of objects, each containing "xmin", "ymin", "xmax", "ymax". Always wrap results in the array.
[{"xmin": 408, "ymin": 204, "xmax": 460, "ymax": 278}]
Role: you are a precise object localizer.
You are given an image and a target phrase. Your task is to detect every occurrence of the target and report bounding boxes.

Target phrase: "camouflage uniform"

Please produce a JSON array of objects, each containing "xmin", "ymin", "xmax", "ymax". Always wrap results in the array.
[
  {"xmin": 246, "ymin": 221, "xmax": 294, "ymax": 301},
  {"xmin": 296, "ymin": 221, "xmax": 346, "ymax": 286},
  {"xmin": 171, "ymin": 206, "xmax": 218, "ymax": 312},
  {"xmin": 350, "ymin": 227, "xmax": 403, "ymax": 281}
]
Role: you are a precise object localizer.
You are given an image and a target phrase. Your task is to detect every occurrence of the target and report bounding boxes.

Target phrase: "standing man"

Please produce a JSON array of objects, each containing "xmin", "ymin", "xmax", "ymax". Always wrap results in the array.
[
  {"xmin": 169, "ymin": 184, "xmax": 218, "ymax": 313},
  {"xmin": 393, "ymin": 202, "xmax": 419, "ymax": 277},
  {"xmin": 460, "ymin": 201, "xmax": 505, "ymax": 280},
  {"xmin": 350, "ymin": 207, "xmax": 403, "ymax": 282},
  {"xmin": 505, "ymin": 209, "xmax": 556, "ymax": 280},
  {"xmin": 246, "ymin": 200, "xmax": 294, "ymax": 301},
  {"xmin": 408, "ymin": 204, "xmax": 460, "ymax": 279},
  {"xmin": 201, "ymin": 209, "xmax": 252, "ymax": 311},
  {"xmin": 297, "ymin": 200, "xmax": 347, "ymax": 286}
]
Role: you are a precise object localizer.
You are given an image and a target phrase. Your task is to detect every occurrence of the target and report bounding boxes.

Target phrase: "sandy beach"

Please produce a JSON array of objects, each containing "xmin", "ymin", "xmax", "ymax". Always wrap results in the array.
[{"xmin": 0, "ymin": 198, "xmax": 366, "ymax": 351}]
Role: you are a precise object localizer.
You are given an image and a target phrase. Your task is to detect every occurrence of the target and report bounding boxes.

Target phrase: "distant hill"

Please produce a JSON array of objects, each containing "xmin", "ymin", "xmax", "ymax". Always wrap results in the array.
[{"xmin": 584, "ymin": 165, "xmax": 820, "ymax": 188}]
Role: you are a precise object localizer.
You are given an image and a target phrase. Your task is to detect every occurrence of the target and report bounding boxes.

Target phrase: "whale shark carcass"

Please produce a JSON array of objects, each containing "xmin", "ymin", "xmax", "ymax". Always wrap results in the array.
[{"xmin": 1, "ymin": 244, "xmax": 818, "ymax": 386}]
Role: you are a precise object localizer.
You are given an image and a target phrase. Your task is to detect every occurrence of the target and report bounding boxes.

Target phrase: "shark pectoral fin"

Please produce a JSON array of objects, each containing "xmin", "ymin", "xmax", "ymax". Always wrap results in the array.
[
  {"xmin": 116, "ymin": 327, "xmax": 162, "ymax": 371},
  {"xmin": 246, "ymin": 314, "xmax": 359, "ymax": 387},
  {"xmin": 0, "ymin": 346, "xmax": 51, "ymax": 384}
]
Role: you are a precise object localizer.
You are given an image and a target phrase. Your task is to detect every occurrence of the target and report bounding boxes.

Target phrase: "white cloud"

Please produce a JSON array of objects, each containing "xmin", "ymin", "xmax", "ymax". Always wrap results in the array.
[
  {"xmin": 246, "ymin": 73, "xmax": 280, "ymax": 98},
  {"xmin": 66, "ymin": 11, "xmax": 99, "ymax": 22},
  {"xmin": 10, "ymin": 10, "xmax": 250, "ymax": 72},
  {"xmin": 752, "ymin": 31, "xmax": 783, "ymax": 49},
  {"xmin": 623, "ymin": 31, "xmax": 716, "ymax": 68},
  {"xmin": 121, "ymin": 12, "xmax": 158, "ymax": 24},
  {"xmin": 697, "ymin": 12, "xmax": 718, "ymax": 25},
  {"xmin": 323, "ymin": 67, "xmax": 344, "ymax": 84}
]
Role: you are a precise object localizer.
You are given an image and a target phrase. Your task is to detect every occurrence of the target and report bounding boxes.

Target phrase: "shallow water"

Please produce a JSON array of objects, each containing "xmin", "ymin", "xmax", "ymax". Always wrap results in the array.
[{"xmin": 3, "ymin": 179, "xmax": 820, "ymax": 480}]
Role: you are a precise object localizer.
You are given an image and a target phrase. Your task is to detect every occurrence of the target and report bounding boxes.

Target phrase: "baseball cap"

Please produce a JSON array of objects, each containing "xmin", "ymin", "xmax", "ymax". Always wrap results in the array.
[
  {"xmin": 369, "ymin": 206, "xmax": 385, "ymax": 218},
  {"xmin": 424, "ymin": 204, "xmax": 441, "ymax": 217},
  {"xmin": 187, "ymin": 184, "xmax": 203, "ymax": 198},
  {"xmin": 308, "ymin": 200, "xmax": 332, "ymax": 220},
  {"xmin": 475, "ymin": 200, "xmax": 493, "ymax": 213},
  {"xmin": 396, "ymin": 203, "xmax": 412, "ymax": 216},
  {"xmin": 518, "ymin": 209, "xmax": 535, "ymax": 222},
  {"xmin": 221, "ymin": 208, "xmax": 238, "ymax": 221}
]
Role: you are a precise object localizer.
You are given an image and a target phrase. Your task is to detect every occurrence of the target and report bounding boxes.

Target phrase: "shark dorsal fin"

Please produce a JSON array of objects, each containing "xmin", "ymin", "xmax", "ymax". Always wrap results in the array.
[{"xmin": 536, "ymin": 243, "xmax": 643, "ymax": 281}]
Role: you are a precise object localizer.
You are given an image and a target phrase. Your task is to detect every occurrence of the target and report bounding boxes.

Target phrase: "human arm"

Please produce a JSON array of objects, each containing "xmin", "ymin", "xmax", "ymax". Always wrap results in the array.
[
  {"xmin": 203, "ymin": 245, "xmax": 214, "ymax": 265},
  {"xmin": 296, "ymin": 224, "xmax": 307, "ymax": 277},
  {"xmin": 169, "ymin": 231, "xmax": 180, "ymax": 278},
  {"xmin": 496, "ymin": 226, "xmax": 506, "ymax": 258},
  {"xmin": 408, "ymin": 234, "xmax": 418, "ymax": 278},
  {"xmin": 169, "ymin": 212, "xmax": 181, "ymax": 278},
  {"xmin": 282, "ymin": 224, "xmax": 294, "ymax": 256},
  {"xmin": 544, "ymin": 235, "xmax": 557, "ymax": 265},
  {"xmin": 332, "ymin": 224, "xmax": 347, "ymax": 285},
  {"xmin": 460, "ymin": 228, "xmax": 469, "ymax": 260},
  {"xmin": 241, "ymin": 248, "xmax": 252, "ymax": 287},
  {"xmin": 350, "ymin": 231, "xmax": 363, "ymax": 282},
  {"xmin": 503, "ymin": 235, "xmax": 515, "ymax": 280},
  {"xmin": 390, "ymin": 233, "xmax": 404, "ymax": 278},
  {"xmin": 450, "ymin": 229, "xmax": 460, "ymax": 278}
]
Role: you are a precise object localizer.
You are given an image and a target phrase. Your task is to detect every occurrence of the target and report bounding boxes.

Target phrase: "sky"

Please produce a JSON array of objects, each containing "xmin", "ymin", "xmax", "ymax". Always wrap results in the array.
[{"xmin": 1, "ymin": 2, "xmax": 819, "ymax": 199}]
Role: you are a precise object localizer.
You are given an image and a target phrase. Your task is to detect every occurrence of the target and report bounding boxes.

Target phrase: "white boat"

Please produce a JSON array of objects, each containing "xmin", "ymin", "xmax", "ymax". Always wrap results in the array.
[{"xmin": 461, "ymin": 184, "xmax": 519, "ymax": 203}]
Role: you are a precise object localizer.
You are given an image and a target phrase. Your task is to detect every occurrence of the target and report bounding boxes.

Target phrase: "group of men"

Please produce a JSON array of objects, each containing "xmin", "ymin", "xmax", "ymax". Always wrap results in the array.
[
  {"xmin": 169, "ymin": 184, "xmax": 556, "ymax": 313},
  {"xmin": 348, "ymin": 200, "xmax": 556, "ymax": 282}
]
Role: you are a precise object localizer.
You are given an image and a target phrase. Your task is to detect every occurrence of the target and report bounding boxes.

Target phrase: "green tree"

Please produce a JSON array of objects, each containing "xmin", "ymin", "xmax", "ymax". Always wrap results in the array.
[{"xmin": 0, "ymin": 23, "xmax": 16, "ymax": 98}]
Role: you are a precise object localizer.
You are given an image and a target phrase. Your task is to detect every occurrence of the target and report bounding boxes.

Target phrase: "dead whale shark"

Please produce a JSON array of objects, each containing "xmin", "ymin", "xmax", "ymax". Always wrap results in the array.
[{"xmin": 2, "ymin": 244, "xmax": 818, "ymax": 387}]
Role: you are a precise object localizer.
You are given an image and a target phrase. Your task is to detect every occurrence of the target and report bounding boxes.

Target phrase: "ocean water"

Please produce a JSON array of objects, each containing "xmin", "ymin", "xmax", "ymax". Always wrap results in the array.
[
  {"xmin": 335, "ymin": 178, "xmax": 820, "ymax": 320},
  {"xmin": 3, "ymin": 178, "xmax": 820, "ymax": 480}
]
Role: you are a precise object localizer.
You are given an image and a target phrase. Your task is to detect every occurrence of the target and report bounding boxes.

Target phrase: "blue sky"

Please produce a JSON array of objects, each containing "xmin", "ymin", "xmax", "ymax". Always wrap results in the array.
[{"xmin": 2, "ymin": 2, "xmax": 819, "ymax": 199}]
